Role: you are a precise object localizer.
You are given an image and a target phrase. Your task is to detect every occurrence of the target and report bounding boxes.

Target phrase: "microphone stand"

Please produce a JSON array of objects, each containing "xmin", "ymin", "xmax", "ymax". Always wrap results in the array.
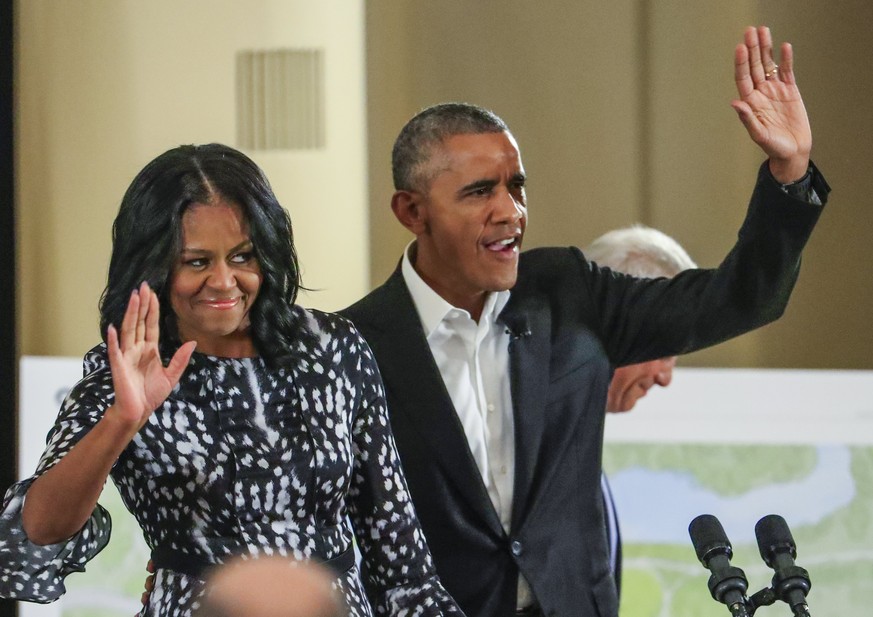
[{"xmin": 709, "ymin": 568, "xmax": 811, "ymax": 617}]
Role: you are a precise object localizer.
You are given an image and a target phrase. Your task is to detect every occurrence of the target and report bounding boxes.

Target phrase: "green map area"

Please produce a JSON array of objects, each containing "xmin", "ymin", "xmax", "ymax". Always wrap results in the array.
[{"xmin": 604, "ymin": 443, "xmax": 873, "ymax": 617}]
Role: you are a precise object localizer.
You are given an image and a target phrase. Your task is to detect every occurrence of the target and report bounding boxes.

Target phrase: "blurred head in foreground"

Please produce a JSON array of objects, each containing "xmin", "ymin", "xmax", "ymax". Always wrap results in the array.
[{"xmin": 194, "ymin": 556, "xmax": 345, "ymax": 617}]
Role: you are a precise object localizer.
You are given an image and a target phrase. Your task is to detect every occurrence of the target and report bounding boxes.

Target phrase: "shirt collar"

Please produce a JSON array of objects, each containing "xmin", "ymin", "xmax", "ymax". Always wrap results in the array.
[{"xmin": 401, "ymin": 241, "xmax": 511, "ymax": 338}]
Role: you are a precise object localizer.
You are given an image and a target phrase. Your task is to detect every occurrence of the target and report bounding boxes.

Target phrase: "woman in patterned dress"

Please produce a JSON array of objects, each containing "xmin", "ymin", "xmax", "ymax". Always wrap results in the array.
[{"xmin": 0, "ymin": 144, "xmax": 463, "ymax": 616}]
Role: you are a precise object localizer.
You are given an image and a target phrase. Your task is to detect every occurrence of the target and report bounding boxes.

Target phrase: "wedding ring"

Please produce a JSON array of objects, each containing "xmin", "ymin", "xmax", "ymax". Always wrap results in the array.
[{"xmin": 765, "ymin": 65, "xmax": 779, "ymax": 80}]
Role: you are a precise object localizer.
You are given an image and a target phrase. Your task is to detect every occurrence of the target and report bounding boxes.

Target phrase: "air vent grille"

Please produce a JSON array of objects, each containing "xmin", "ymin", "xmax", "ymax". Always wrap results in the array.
[{"xmin": 236, "ymin": 48, "xmax": 324, "ymax": 150}]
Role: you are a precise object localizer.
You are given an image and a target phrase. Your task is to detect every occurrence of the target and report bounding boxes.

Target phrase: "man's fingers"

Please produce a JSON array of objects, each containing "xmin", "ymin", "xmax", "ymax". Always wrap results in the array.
[
  {"xmin": 778, "ymin": 42, "xmax": 795, "ymax": 85},
  {"xmin": 731, "ymin": 100, "xmax": 765, "ymax": 143},
  {"xmin": 759, "ymin": 26, "xmax": 777, "ymax": 75},
  {"xmin": 745, "ymin": 26, "xmax": 766, "ymax": 84},
  {"xmin": 734, "ymin": 43, "xmax": 754, "ymax": 98},
  {"xmin": 737, "ymin": 27, "xmax": 796, "ymax": 93}
]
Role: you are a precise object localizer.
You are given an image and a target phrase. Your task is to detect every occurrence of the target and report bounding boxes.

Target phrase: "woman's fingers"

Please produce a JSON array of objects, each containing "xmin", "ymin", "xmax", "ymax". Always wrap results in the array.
[
  {"xmin": 135, "ymin": 281, "xmax": 150, "ymax": 343},
  {"xmin": 120, "ymin": 289, "xmax": 141, "ymax": 352},
  {"xmin": 145, "ymin": 285, "xmax": 161, "ymax": 344},
  {"xmin": 119, "ymin": 281, "xmax": 158, "ymax": 351},
  {"xmin": 107, "ymin": 324, "xmax": 122, "ymax": 366},
  {"xmin": 165, "ymin": 340, "xmax": 197, "ymax": 386}
]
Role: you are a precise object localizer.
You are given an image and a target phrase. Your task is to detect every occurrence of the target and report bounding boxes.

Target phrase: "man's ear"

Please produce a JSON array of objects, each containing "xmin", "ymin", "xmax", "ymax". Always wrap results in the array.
[{"xmin": 391, "ymin": 190, "xmax": 427, "ymax": 235}]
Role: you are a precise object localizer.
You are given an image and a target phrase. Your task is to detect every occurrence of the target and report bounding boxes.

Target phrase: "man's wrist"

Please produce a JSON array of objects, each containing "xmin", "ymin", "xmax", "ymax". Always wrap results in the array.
[
  {"xmin": 765, "ymin": 160, "xmax": 823, "ymax": 206},
  {"xmin": 768, "ymin": 157, "xmax": 811, "ymax": 184}
]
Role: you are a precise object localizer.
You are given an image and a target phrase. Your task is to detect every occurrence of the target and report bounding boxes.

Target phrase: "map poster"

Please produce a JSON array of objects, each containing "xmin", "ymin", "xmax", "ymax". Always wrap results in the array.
[{"xmin": 604, "ymin": 367, "xmax": 873, "ymax": 617}]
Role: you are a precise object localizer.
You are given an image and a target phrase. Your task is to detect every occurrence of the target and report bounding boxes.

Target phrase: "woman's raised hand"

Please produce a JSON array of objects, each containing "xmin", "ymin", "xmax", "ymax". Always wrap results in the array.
[{"xmin": 106, "ymin": 282, "xmax": 196, "ymax": 436}]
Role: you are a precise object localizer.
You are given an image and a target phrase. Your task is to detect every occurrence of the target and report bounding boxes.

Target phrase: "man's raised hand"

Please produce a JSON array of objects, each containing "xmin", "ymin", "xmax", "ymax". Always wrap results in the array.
[{"xmin": 732, "ymin": 26, "xmax": 812, "ymax": 183}]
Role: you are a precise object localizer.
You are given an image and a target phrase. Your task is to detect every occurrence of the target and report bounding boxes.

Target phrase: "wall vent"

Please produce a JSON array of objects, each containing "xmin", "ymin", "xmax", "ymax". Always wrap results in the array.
[{"xmin": 236, "ymin": 48, "xmax": 325, "ymax": 150}]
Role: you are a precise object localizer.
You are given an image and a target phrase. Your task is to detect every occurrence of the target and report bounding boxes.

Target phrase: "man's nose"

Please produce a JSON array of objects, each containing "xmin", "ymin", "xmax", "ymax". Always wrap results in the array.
[
  {"xmin": 654, "ymin": 357, "xmax": 676, "ymax": 387},
  {"xmin": 493, "ymin": 189, "xmax": 525, "ymax": 223}
]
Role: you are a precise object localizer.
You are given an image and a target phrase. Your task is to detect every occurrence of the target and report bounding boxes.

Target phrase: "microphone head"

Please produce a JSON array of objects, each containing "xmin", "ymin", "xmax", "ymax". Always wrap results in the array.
[
  {"xmin": 755, "ymin": 514, "xmax": 797, "ymax": 567},
  {"xmin": 689, "ymin": 514, "xmax": 733, "ymax": 564}
]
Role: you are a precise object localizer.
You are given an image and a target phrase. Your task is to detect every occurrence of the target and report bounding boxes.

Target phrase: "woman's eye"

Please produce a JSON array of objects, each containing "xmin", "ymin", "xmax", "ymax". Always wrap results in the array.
[
  {"xmin": 231, "ymin": 251, "xmax": 254, "ymax": 264},
  {"xmin": 185, "ymin": 258, "xmax": 207, "ymax": 268}
]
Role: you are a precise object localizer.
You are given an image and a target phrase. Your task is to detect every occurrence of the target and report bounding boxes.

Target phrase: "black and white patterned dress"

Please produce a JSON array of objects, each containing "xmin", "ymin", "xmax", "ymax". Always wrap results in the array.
[{"xmin": 0, "ymin": 308, "xmax": 461, "ymax": 616}]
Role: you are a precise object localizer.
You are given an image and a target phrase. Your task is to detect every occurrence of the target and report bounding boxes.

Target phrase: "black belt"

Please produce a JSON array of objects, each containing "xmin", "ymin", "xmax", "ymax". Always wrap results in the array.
[{"xmin": 150, "ymin": 545, "xmax": 356, "ymax": 579}]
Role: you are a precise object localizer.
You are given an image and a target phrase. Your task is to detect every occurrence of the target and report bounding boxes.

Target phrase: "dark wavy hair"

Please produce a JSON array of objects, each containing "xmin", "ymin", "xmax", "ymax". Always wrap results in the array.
[{"xmin": 99, "ymin": 143, "xmax": 304, "ymax": 365}]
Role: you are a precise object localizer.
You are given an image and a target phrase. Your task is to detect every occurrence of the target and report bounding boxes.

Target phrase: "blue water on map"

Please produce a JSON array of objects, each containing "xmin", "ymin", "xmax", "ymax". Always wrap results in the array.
[{"xmin": 608, "ymin": 444, "xmax": 854, "ymax": 544}]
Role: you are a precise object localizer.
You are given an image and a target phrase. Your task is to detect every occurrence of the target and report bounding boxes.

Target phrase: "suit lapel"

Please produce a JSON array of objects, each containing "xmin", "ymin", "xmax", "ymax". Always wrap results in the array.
[
  {"xmin": 500, "ymin": 293, "xmax": 552, "ymax": 530},
  {"xmin": 364, "ymin": 271, "xmax": 505, "ymax": 536}
]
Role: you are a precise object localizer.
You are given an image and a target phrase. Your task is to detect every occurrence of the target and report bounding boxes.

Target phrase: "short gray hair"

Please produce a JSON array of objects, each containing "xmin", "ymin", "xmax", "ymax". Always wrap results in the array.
[
  {"xmin": 392, "ymin": 102, "xmax": 509, "ymax": 192},
  {"xmin": 584, "ymin": 225, "xmax": 696, "ymax": 278}
]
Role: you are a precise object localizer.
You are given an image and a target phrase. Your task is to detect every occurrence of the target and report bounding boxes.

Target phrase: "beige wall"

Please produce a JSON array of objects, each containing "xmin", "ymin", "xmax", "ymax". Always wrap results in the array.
[
  {"xmin": 366, "ymin": 0, "xmax": 873, "ymax": 369},
  {"xmin": 16, "ymin": 0, "xmax": 368, "ymax": 357},
  {"xmin": 16, "ymin": 2, "xmax": 873, "ymax": 369}
]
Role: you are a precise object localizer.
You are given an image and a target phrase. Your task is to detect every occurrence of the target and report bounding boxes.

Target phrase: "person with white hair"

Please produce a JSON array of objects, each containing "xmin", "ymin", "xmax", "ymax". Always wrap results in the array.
[
  {"xmin": 584, "ymin": 225, "xmax": 697, "ymax": 280},
  {"xmin": 584, "ymin": 225, "xmax": 697, "ymax": 412}
]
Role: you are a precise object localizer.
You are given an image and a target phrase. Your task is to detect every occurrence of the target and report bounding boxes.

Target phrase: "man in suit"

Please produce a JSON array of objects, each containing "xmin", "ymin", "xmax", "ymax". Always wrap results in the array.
[
  {"xmin": 583, "ymin": 225, "xmax": 697, "ymax": 596},
  {"xmin": 342, "ymin": 27, "xmax": 829, "ymax": 616}
]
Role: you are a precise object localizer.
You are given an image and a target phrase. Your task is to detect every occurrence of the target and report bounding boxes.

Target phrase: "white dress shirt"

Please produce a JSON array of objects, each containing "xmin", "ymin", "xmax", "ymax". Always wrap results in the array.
[{"xmin": 401, "ymin": 243, "xmax": 535, "ymax": 609}]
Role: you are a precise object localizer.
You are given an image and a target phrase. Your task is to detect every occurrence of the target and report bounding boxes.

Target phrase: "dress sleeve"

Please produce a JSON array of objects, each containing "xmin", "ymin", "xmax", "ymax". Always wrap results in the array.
[
  {"xmin": 343, "ymin": 327, "xmax": 463, "ymax": 616},
  {"xmin": 0, "ymin": 348, "xmax": 115, "ymax": 603}
]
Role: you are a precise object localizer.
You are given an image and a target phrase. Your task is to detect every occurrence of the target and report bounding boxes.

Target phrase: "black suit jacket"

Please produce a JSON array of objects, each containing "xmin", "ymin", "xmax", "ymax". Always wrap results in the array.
[{"xmin": 341, "ymin": 164, "xmax": 828, "ymax": 617}]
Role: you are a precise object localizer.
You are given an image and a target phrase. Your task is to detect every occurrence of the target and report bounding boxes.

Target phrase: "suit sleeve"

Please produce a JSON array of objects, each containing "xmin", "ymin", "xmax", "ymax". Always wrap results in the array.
[{"xmin": 581, "ymin": 161, "xmax": 828, "ymax": 366}]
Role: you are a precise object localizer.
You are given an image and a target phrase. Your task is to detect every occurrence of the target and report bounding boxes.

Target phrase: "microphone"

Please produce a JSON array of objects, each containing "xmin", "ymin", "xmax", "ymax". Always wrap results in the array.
[
  {"xmin": 755, "ymin": 515, "xmax": 812, "ymax": 617},
  {"xmin": 689, "ymin": 514, "xmax": 750, "ymax": 617},
  {"xmin": 502, "ymin": 314, "xmax": 531, "ymax": 341}
]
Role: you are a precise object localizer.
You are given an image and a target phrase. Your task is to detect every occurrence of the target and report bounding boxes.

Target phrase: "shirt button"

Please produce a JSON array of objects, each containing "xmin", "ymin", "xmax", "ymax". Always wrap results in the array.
[
  {"xmin": 511, "ymin": 540, "xmax": 523, "ymax": 556},
  {"xmin": 487, "ymin": 403, "xmax": 495, "ymax": 412}
]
